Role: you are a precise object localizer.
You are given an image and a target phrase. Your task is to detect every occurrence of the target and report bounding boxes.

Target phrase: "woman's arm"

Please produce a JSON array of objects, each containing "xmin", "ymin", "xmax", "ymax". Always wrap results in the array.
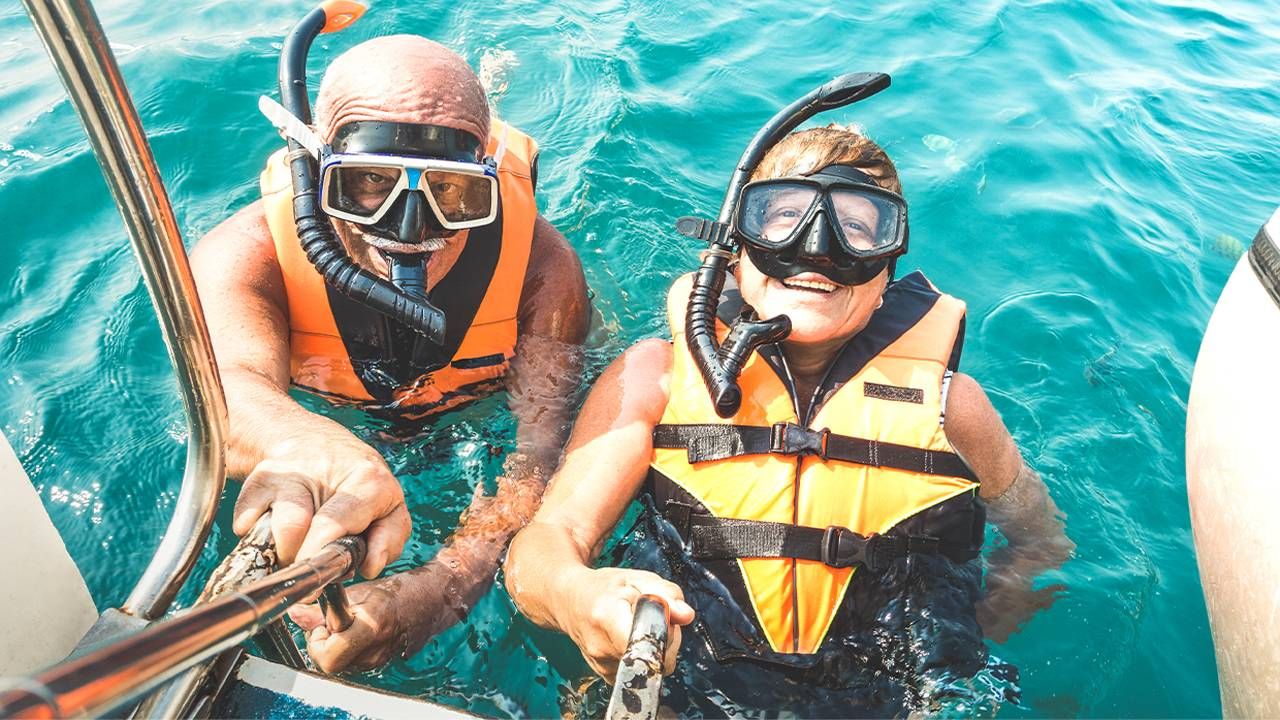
[
  {"xmin": 943, "ymin": 372, "xmax": 1075, "ymax": 642},
  {"xmin": 505, "ymin": 338, "xmax": 695, "ymax": 679}
]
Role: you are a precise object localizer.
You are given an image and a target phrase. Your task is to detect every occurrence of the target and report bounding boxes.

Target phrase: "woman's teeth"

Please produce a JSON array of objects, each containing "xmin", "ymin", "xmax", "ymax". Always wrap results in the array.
[{"xmin": 781, "ymin": 277, "xmax": 838, "ymax": 294}]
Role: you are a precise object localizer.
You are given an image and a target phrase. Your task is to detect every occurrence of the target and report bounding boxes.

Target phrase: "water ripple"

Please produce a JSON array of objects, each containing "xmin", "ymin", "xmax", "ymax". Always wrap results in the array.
[{"xmin": 5, "ymin": 0, "xmax": 1277, "ymax": 716}]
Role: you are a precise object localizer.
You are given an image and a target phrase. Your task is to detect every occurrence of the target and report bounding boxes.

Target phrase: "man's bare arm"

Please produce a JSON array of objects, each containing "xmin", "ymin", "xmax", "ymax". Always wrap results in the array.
[
  {"xmin": 190, "ymin": 201, "xmax": 410, "ymax": 576},
  {"xmin": 411, "ymin": 213, "xmax": 590, "ymax": 620},
  {"xmin": 297, "ymin": 214, "xmax": 591, "ymax": 672}
]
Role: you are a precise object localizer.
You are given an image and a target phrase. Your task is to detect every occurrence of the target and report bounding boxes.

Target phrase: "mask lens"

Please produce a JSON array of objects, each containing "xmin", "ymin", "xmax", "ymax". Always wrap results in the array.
[
  {"xmin": 738, "ymin": 182, "xmax": 820, "ymax": 248},
  {"xmin": 828, "ymin": 187, "xmax": 902, "ymax": 253},
  {"xmin": 326, "ymin": 165, "xmax": 403, "ymax": 220},
  {"xmin": 424, "ymin": 170, "xmax": 495, "ymax": 223}
]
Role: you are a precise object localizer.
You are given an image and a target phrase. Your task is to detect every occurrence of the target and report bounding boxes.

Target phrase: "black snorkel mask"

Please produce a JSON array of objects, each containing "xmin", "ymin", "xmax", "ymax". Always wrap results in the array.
[
  {"xmin": 675, "ymin": 72, "xmax": 895, "ymax": 417},
  {"xmin": 738, "ymin": 163, "xmax": 908, "ymax": 286},
  {"xmin": 262, "ymin": 1, "xmax": 447, "ymax": 345}
]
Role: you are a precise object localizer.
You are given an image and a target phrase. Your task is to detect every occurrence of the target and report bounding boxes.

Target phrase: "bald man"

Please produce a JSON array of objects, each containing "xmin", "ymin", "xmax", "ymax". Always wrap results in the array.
[{"xmin": 192, "ymin": 35, "xmax": 588, "ymax": 672}]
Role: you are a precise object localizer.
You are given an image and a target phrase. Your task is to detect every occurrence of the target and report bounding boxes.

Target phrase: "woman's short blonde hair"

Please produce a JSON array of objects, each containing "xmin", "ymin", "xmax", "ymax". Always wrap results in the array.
[{"xmin": 750, "ymin": 124, "xmax": 902, "ymax": 195}]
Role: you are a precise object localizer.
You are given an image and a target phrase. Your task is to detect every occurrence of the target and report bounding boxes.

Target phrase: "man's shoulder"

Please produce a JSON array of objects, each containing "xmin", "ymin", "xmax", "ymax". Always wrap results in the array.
[
  {"xmin": 517, "ymin": 215, "xmax": 589, "ymax": 341},
  {"xmin": 191, "ymin": 199, "xmax": 285, "ymax": 299},
  {"xmin": 194, "ymin": 200, "xmax": 274, "ymax": 261}
]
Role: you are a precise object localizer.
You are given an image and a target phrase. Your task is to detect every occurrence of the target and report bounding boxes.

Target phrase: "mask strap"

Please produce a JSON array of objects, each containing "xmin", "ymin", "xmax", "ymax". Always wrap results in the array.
[
  {"xmin": 491, "ymin": 122, "xmax": 509, "ymax": 169},
  {"xmin": 258, "ymin": 95, "xmax": 325, "ymax": 159}
]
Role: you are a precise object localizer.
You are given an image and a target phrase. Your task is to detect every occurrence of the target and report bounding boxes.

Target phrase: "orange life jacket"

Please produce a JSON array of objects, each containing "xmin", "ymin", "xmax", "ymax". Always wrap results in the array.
[
  {"xmin": 259, "ymin": 120, "xmax": 538, "ymax": 417},
  {"xmin": 648, "ymin": 271, "xmax": 981, "ymax": 656}
]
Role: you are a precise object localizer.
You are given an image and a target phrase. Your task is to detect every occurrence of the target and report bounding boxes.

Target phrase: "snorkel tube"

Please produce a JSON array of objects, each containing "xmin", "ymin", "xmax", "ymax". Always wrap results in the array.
[
  {"xmin": 277, "ymin": 1, "xmax": 446, "ymax": 344},
  {"xmin": 678, "ymin": 72, "xmax": 892, "ymax": 417}
]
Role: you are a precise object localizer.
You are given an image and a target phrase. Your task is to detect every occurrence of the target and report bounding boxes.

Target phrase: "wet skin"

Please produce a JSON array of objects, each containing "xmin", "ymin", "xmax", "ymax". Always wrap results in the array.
[
  {"xmin": 191, "ymin": 35, "xmax": 589, "ymax": 673},
  {"xmin": 504, "ymin": 248, "xmax": 1075, "ymax": 681}
]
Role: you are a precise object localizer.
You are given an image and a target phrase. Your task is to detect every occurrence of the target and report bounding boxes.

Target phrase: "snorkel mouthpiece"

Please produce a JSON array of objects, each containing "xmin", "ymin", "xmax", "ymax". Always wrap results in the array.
[
  {"xmin": 276, "ymin": 1, "xmax": 447, "ymax": 346},
  {"xmin": 388, "ymin": 253, "xmax": 428, "ymax": 298},
  {"xmin": 679, "ymin": 72, "xmax": 892, "ymax": 417}
]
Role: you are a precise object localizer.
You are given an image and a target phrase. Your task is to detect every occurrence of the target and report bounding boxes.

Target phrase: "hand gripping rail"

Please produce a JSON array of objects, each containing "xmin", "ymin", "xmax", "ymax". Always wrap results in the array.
[
  {"xmin": 606, "ymin": 596, "xmax": 671, "ymax": 720},
  {"xmin": 19, "ymin": 0, "xmax": 228, "ymax": 621},
  {"xmin": 0, "ymin": 536, "xmax": 365, "ymax": 719}
]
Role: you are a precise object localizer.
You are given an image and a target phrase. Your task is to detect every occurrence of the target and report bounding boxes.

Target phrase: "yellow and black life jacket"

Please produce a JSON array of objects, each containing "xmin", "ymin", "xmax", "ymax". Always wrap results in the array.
[
  {"xmin": 259, "ymin": 120, "xmax": 539, "ymax": 418},
  {"xmin": 647, "ymin": 271, "xmax": 983, "ymax": 659}
]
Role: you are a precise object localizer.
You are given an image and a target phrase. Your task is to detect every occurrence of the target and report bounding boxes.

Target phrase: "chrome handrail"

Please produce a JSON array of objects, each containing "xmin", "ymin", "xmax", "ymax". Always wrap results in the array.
[
  {"xmin": 0, "ymin": 537, "xmax": 365, "ymax": 719},
  {"xmin": 20, "ymin": 0, "xmax": 228, "ymax": 620}
]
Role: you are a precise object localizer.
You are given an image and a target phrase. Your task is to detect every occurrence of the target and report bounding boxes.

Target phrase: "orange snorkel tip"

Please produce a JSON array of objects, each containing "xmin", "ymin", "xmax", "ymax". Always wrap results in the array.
[{"xmin": 320, "ymin": 0, "xmax": 365, "ymax": 33}]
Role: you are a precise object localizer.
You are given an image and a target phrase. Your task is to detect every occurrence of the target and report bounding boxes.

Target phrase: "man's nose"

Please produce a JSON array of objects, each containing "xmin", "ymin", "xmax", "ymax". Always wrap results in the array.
[{"xmin": 398, "ymin": 191, "xmax": 430, "ymax": 245}]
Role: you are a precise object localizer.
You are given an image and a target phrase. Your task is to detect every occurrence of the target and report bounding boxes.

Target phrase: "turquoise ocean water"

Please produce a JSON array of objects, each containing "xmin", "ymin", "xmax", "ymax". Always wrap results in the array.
[{"xmin": 3, "ymin": 0, "xmax": 1279, "ymax": 716}]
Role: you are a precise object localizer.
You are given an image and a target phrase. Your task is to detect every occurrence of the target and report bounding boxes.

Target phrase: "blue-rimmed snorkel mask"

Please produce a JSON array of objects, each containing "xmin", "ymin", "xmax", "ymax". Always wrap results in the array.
[{"xmin": 321, "ymin": 121, "xmax": 502, "ymax": 242}]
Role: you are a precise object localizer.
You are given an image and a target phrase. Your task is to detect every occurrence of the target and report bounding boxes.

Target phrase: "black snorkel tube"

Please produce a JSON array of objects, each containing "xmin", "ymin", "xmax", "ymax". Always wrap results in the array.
[
  {"xmin": 677, "ymin": 72, "xmax": 892, "ymax": 417},
  {"xmin": 277, "ymin": 1, "xmax": 446, "ymax": 344}
]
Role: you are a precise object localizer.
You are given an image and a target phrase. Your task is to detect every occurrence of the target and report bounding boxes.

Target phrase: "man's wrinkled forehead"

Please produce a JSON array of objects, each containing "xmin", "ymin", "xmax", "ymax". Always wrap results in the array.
[{"xmin": 314, "ymin": 35, "xmax": 490, "ymax": 144}]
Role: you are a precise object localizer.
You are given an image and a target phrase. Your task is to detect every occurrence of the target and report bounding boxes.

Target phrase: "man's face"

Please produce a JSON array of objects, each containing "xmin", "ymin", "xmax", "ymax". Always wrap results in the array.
[
  {"xmin": 323, "ymin": 135, "xmax": 490, "ymax": 271},
  {"xmin": 333, "ymin": 214, "xmax": 464, "ymax": 272}
]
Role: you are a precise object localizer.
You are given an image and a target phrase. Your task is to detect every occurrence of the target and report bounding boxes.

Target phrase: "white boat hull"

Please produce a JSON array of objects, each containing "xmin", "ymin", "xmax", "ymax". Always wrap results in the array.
[
  {"xmin": 1187, "ymin": 207, "xmax": 1280, "ymax": 718},
  {"xmin": 0, "ymin": 431, "xmax": 97, "ymax": 676}
]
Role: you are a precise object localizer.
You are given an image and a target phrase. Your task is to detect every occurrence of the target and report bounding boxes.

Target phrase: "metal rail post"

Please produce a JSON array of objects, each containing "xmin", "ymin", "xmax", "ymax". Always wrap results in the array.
[{"xmin": 19, "ymin": 0, "xmax": 228, "ymax": 620}]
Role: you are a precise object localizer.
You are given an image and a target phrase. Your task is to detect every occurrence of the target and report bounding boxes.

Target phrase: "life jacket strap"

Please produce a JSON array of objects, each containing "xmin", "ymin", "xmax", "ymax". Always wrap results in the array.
[
  {"xmin": 653, "ymin": 422, "xmax": 978, "ymax": 481},
  {"xmin": 661, "ymin": 505, "xmax": 977, "ymax": 572}
]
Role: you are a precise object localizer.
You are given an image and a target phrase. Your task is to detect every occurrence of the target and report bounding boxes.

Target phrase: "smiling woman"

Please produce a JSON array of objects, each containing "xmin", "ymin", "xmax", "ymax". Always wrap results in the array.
[{"xmin": 504, "ymin": 85, "xmax": 1072, "ymax": 717}]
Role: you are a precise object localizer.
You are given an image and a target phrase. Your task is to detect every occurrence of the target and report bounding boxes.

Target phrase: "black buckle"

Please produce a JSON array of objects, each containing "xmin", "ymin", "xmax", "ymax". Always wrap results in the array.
[
  {"xmin": 769, "ymin": 422, "xmax": 831, "ymax": 458},
  {"xmin": 865, "ymin": 535, "xmax": 904, "ymax": 572},
  {"xmin": 675, "ymin": 216, "xmax": 734, "ymax": 247},
  {"xmin": 820, "ymin": 526, "xmax": 868, "ymax": 569}
]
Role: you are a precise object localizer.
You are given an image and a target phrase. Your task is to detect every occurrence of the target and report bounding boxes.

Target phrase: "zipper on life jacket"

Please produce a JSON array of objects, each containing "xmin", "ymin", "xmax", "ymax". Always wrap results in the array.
[
  {"xmin": 773, "ymin": 336, "xmax": 856, "ymax": 653},
  {"xmin": 773, "ymin": 347, "xmax": 804, "ymax": 654}
]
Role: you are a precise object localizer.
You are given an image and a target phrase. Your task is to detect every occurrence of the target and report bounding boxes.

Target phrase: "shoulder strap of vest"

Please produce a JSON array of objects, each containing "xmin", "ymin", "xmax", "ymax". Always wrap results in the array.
[
  {"xmin": 820, "ymin": 271, "xmax": 956, "ymax": 389},
  {"xmin": 652, "ymin": 421, "xmax": 976, "ymax": 480}
]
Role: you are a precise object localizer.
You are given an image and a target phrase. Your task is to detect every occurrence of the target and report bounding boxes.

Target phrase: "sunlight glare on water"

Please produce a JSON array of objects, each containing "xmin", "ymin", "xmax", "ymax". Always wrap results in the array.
[{"xmin": 3, "ymin": 0, "xmax": 1279, "ymax": 716}]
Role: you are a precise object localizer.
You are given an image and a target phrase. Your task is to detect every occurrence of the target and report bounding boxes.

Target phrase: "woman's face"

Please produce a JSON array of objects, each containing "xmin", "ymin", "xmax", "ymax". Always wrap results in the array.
[
  {"xmin": 736, "ymin": 248, "xmax": 888, "ymax": 345},
  {"xmin": 757, "ymin": 186, "xmax": 883, "ymax": 251}
]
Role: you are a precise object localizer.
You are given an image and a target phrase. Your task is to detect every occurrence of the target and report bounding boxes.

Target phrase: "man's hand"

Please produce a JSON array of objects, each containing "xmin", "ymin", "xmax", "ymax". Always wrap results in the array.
[
  {"xmin": 290, "ymin": 576, "xmax": 407, "ymax": 673},
  {"xmin": 289, "ymin": 562, "xmax": 473, "ymax": 673},
  {"xmin": 559, "ymin": 567, "xmax": 695, "ymax": 680},
  {"xmin": 232, "ymin": 438, "xmax": 412, "ymax": 579}
]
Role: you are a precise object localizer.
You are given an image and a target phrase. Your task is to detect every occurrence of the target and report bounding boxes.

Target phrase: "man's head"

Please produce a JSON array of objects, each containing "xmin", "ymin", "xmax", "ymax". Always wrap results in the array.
[
  {"xmin": 314, "ymin": 36, "xmax": 492, "ymax": 268},
  {"xmin": 736, "ymin": 125, "xmax": 907, "ymax": 344}
]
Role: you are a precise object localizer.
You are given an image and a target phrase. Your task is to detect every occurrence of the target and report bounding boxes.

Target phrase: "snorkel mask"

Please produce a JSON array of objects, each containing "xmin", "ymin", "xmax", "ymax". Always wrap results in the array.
[
  {"xmin": 256, "ymin": 0, "xmax": 481, "ymax": 346},
  {"xmin": 675, "ymin": 72, "xmax": 897, "ymax": 417},
  {"xmin": 737, "ymin": 163, "xmax": 908, "ymax": 285},
  {"xmin": 321, "ymin": 122, "xmax": 501, "ymax": 235}
]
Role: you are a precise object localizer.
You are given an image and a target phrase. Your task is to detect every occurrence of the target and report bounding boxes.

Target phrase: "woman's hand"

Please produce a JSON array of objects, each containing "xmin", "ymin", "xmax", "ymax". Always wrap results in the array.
[
  {"xmin": 232, "ymin": 437, "xmax": 412, "ymax": 579},
  {"xmin": 560, "ymin": 567, "xmax": 695, "ymax": 680},
  {"xmin": 977, "ymin": 553, "xmax": 1066, "ymax": 643}
]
